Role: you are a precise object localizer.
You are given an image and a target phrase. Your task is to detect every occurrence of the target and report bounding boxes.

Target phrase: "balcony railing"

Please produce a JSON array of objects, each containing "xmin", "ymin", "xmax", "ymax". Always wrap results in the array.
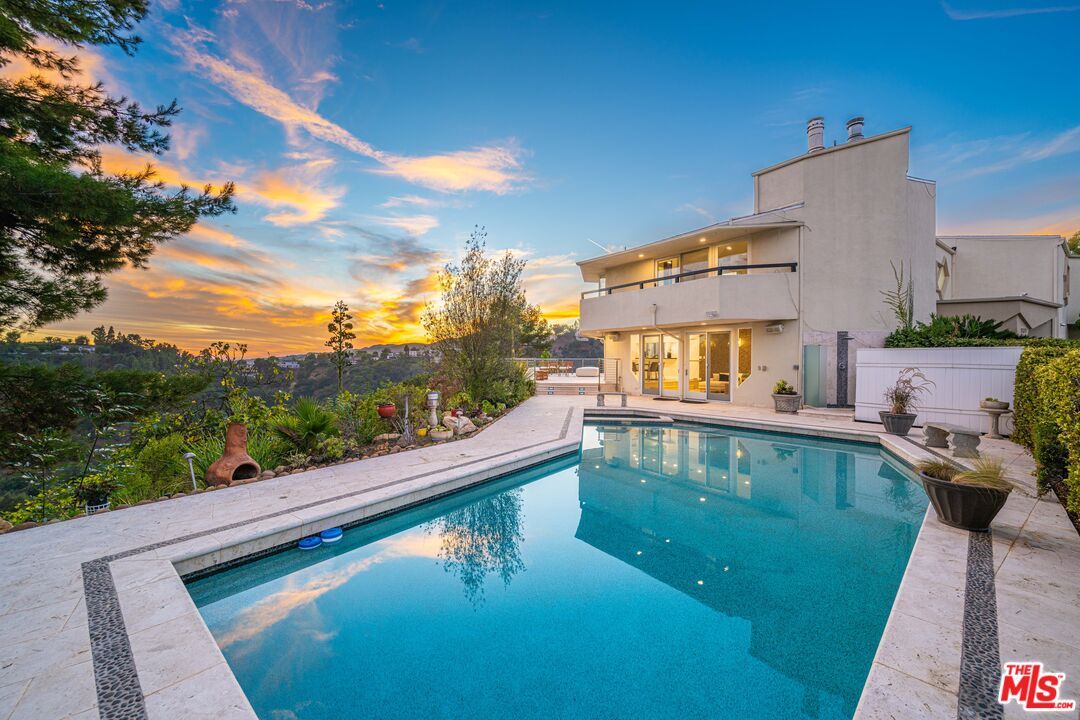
[
  {"xmin": 581, "ymin": 262, "xmax": 798, "ymax": 299},
  {"xmin": 514, "ymin": 357, "xmax": 620, "ymax": 390}
]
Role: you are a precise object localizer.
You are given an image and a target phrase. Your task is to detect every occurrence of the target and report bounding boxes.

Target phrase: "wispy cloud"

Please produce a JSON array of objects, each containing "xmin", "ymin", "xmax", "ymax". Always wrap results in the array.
[
  {"xmin": 364, "ymin": 214, "xmax": 440, "ymax": 237},
  {"xmin": 941, "ymin": 1, "xmax": 1080, "ymax": 20},
  {"xmin": 173, "ymin": 25, "xmax": 529, "ymax": 194},
  {"xmin": 379, "ymin": 195, "xmax": 444, "ymax": 209},
  {"xmin": 919, "ymin": 124, "xmax": 1080, "ymax": 180},
  {"xmin": 387, "ymin": 37, "xmax": 425, "ymax": 53}
]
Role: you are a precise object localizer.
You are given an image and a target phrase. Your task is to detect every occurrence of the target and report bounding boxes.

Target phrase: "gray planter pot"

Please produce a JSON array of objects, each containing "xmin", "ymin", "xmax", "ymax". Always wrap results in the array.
[
  {"xmin": 773, "ymin": 393, "xmax": 802, "ymax": 414},
  {"xmin": 919, "ymin": 472, "xmax": 1010, "ymax": 531},
  {"xmin": 879, "ymin": 411, "xmax": 917, "ymax": 436}
]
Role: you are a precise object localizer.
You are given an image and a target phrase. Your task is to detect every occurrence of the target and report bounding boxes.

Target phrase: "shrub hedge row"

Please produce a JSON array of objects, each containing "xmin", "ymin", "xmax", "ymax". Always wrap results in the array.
[
  {"xmin": 1013, "ymin": 347, "xmax": 1080, "ymax": 513},
  {"xmin": 885, "ymin": 335, "xmax": 1080, "ymax": 349}
]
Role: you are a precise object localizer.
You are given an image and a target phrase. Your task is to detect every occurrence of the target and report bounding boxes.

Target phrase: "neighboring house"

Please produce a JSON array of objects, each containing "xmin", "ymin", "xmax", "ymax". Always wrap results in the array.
[
  {"xmin": 576, "ymin": 117, "xmax": 1071, "ymax": 408},
  {"xmin": 935, "ymin": 235, "xmax": 1070, "ymax": 338}
]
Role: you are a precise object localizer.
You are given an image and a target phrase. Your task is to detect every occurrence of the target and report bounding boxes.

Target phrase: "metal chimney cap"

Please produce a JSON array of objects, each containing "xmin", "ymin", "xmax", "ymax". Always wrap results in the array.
[{"xmin": 846, "ymin": 116, "xmax": 865, "ymax": 140}]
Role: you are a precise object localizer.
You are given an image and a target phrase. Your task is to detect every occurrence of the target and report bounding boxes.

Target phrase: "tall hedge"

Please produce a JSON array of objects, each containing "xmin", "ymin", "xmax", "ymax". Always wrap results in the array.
[
  {"xmin": 1022, "ymin": 349, "xmax": 1080, "ymax": 514},
  {"xmin": 1012, "ymin": 346, "xmax": 1073, "ymax": 449}
]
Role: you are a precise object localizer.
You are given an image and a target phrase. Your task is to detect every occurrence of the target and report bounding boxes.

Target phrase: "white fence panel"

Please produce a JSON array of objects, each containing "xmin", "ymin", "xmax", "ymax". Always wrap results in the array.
[{"xmin": 854, "ymin": 347, "xmax": 1024, "ymax": 434}]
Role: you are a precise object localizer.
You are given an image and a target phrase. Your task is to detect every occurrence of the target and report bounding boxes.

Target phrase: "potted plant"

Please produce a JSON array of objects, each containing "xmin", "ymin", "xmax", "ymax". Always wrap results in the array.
[
  {"xmin": 916, "ymin": 457, "xmax": 1013, "ymax": 531},
  {"xmin": 376, "ymin": 402, "xmax": 396, "ymax": 418},
  {"xmin": 879, "ymin": 367, "xmax": 934, "ymax": 436},
  {"xmin": 429, "ymin": 425, "xmax": 453, "ymax": 442},
  {"xmin": 980, "ymin": 397, "xmax": 1009, "ymax": 411},
  {"xmin": 772, "ymin": 380, "xmax": 802, "ymax": 414},
  {"xmin": 75, "ymin": 473, "xmax": 119, "ymax": 512}
]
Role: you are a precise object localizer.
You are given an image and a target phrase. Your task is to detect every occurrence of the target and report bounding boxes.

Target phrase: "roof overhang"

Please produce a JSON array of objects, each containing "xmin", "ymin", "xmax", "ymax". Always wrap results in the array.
[
  {"xmin": 938, "ymin": 296, "xmax": 1063, "ymax": 309},
  {"xmin": 577, "ymin": 220, "xmax": 802, "ymax": 282}
]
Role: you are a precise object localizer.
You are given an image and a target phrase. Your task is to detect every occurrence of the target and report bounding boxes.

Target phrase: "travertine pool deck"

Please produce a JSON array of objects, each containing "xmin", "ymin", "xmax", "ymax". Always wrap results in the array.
[{"xmin": 1, "ymin": 395, "xmax": 1076, "ymax": 719}]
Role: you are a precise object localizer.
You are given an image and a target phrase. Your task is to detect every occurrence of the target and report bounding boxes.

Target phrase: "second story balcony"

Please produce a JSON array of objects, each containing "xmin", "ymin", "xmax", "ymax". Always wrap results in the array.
[{"xmin": 579, "ymin": 263, "xmax": 799, "ymax": 333}]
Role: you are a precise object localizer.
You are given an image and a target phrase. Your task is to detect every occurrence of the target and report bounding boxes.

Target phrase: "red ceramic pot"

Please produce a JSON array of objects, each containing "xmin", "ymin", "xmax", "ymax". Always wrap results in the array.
[{"xmin": 377, "ymin": 403, "xmax": 397, "ymax": 418}]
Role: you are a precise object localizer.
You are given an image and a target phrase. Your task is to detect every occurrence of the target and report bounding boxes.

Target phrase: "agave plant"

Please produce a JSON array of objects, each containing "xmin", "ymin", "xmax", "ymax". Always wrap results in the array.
[{"xmin": 273, "ymin": 398, "xmax": 339, "ymax": 453}]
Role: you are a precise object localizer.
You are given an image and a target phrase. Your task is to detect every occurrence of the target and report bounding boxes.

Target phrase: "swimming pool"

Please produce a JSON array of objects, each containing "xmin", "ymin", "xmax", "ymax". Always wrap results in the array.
[{"xmin": 187, "ymin": 423, "xmax": 927, "ymax": 720}]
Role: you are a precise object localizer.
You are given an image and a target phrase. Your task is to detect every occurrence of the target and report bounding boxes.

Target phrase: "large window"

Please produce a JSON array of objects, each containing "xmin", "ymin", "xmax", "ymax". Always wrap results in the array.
[
  {"xmin": 718, "ymin": 240, "xmax": 750, "ymax": 274},
  {"xmin": 656, "ymin": 257, "xmax": 679, "ymax": 285},
  {"xmin": 680, "ymin": 248, "xmax": 709, "ymax": 281},
  {"xmin": 737, "ymin": 328, "xmax": 752, "ymax": 385},
  {"xmin": 630, "ymin": 334, "xmax": 640, "ymax": 387}
]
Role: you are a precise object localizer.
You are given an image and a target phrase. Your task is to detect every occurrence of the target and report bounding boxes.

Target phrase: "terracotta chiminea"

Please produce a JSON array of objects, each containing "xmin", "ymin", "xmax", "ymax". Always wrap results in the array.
[{"xmin": 205, "ymin": 423, "xmax": 261, "ymax": 486}]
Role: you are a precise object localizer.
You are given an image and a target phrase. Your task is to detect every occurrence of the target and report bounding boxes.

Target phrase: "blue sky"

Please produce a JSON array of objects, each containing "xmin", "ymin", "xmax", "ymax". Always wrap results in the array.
[{"xmin": 34, "ymin": 0, "xmax": 1080, "ymax": 353}]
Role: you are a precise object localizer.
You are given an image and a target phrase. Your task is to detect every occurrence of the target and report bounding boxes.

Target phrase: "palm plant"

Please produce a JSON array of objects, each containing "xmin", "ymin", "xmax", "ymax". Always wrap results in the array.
[{"xmin": 273, "ymin": 398, "xmax": 338, "ymax": 454}]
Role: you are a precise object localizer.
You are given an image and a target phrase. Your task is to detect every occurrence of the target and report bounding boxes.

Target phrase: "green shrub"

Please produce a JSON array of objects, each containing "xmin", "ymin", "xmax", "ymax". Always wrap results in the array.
[
  {"xmin": 885, "ymin": 314, "xmax": 1016, "ymax": 347},
  {"xmin": 334, "ymin": 391, "xmax": 384, "ymax": 445},
  {"xmin": 273, "ymin": 398, "xmax": 338, "ymax": 453},
  {"xmin": 1036, "ymin": 352, "xmax": 1080, "ymax": 513},
  {"xmin": 317, "ymin": 436, "xmax": 346, "ymax": 460},
  {"xmin": 1014, "ymin": 349, "xmax": 1080, "ymax": 513},
  {"xmin": 1013, "ymin": 346, "xmax": 1072, "ymax": 448},
  {"xmin": 134, "ymin": 434, "xmax": 189, "ymax": 497}
]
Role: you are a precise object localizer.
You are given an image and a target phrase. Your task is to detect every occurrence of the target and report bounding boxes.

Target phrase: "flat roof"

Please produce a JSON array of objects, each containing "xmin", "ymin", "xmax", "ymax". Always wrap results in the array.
[
  {"xmin": 751, "ymin": 127, "xmax": 912, "ymax": 177},
  {"xmin": 939, "ymin": 296, "xmax": 1063, "ymax": 309},
  {"xmin": 937, "ymin": 234, "xmax": 1065, "ymax": 242}
]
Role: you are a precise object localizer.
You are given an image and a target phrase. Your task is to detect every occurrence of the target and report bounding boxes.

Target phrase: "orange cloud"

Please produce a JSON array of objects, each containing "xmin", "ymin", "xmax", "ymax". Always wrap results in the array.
[
  {"xmin": 175, "ymin": 27, "xmax": 528, "ymax": 194},
  {"xmin": 97, "ymin": 147, "xmax": 342, "ymax": 226}
]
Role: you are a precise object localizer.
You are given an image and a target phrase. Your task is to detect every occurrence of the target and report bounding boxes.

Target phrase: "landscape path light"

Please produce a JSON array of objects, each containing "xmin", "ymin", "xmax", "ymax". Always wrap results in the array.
[{"xmin": 183, "ymin": 452, "xmax": 197, "ymax": 491}]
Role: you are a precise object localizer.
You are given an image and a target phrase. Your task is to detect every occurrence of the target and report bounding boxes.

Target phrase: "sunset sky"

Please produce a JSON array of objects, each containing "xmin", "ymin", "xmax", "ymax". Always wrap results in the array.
[{"xmin": 29, "ymin": 0, "xmax": 1080, "ymax": 355}]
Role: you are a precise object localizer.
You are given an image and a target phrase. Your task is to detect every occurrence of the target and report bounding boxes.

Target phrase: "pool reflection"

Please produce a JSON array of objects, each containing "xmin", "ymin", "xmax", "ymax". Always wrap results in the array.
[{"xmin": 576, "ymin": 424, "xmax": 924, "ymax": 707}]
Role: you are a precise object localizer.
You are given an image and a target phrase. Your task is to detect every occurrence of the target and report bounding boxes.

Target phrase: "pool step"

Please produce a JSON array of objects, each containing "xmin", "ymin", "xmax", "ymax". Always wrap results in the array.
[{"xmin": 586, "ymin": 414, "xmax": 673, "ymax": 425}]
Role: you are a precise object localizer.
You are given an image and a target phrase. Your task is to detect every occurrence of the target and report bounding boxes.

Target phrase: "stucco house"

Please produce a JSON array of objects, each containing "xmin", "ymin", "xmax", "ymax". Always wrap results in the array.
[{"xmin": 576, "ymin": 117, "xmax": 1073, "ymax": 407}]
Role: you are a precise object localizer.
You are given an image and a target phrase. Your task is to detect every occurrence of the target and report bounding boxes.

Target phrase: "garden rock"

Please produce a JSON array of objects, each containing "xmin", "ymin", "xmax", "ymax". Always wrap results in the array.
[
  {"xmin": 373, "ymin": 433, "xmax": 401, "ymax": 443},
  {"xmin": 0, "ymin": 518, "xmax": 12, "ymax": 532},
  {"xmin": 260, "ymin": 470, "xmax": 276, "ymax": 479}
]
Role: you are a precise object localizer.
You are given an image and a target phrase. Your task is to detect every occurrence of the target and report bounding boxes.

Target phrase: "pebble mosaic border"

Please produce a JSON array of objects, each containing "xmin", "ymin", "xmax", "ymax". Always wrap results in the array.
[
  {"xmin": 957, "ymin": 530, "xmax": 1003, "ymax": 720},
  {"xmin": 85, "ymin": 408, "xmax": 574, "ymax": 719}
]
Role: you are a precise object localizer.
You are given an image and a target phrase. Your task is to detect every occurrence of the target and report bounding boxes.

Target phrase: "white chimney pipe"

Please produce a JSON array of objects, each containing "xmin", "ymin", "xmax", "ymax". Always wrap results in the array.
[
  {"xmin": 807, "ymin": 117, "xmax": 825, "ymax": 153},
  {"xmin": 846, "ymin": 116, "xmax": 864, "ymax": 141}
]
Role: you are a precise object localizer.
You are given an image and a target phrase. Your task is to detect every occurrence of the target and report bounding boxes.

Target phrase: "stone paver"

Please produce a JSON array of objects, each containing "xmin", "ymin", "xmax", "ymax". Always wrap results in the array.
[{"xmin": 1, "ymin": 394, "xmax": 1076, "ymax": 719}]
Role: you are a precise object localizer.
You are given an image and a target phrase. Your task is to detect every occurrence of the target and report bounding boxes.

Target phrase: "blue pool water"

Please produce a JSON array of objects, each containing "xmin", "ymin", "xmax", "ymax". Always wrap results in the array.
[{"xmin": 187, "ymin": 424, "xmax": 927, "ymax": 720}]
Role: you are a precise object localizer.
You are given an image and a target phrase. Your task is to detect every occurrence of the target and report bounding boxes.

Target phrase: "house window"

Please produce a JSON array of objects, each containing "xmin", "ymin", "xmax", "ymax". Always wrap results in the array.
[
  {"xmin": 630, "ymin": 334, "xmax": 640, "ymax": 386},
  {"xmin": 737, "ymin": 328, "xmax": 752, "ymax": 385},
  {"xmin": 680, "ymin": 248, "xmax": 709, "ymax": 281},
  {"xmin": 718, "ymin": 240, "xmax": 750, "ymax": 274},
  {"xmin": 656, "ymin": 257, "xmax": 679, "ymax": 285}
]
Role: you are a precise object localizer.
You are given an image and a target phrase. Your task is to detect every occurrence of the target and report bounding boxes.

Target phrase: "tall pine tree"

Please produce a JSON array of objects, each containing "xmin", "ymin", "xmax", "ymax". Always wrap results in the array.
[{"xmin": 0, "ymin": 0, "xmax": 235, "ymax": 329}]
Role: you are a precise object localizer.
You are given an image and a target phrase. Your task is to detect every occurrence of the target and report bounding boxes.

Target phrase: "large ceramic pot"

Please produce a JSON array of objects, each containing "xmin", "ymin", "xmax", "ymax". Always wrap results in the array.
[
  {"xmin": 377, "ymin": 403, "xmax": 396, "ymax": 418},
  {"xmin": 919, "ymin": 472, "xmax": 1010, "ymax": 531},
  {"xmin": 772, "ymin": 393, "xmax": 802, "ymax": 414},
  {"xmin": 429, "ymin": 429, "xmax": 453, "ymax": 442},
  {"xmin": 879, "ymin": 411, "xmax": 917, "ymax": 436}
]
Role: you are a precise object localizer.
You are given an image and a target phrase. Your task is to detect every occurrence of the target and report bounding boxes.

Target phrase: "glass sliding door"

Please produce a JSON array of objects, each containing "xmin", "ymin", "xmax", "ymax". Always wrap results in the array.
[
  {"xmin": 707, "ymin": 332, "xmax": 731, "ymax": 401},
  {"xmin": 686, "ymin": 333, "xmax": 707, "ymax": 400},
  {"xmin": 661, "ymin": 335, "xmax": 680, "ymax": 397},
  {"xmin": 642, "ymin": 334, "xmax": 660, "ymax": 395}
]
